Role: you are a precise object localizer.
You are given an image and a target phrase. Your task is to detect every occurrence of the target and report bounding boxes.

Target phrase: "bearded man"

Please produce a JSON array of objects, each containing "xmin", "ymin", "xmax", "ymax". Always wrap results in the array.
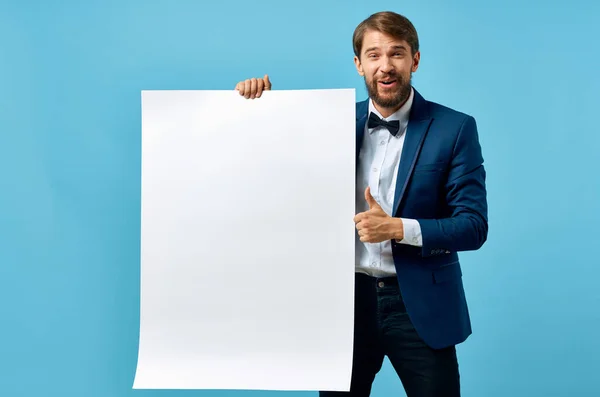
[{"xmin": 235, "ymin": 11, "xmax": 489, "ymax": 397}]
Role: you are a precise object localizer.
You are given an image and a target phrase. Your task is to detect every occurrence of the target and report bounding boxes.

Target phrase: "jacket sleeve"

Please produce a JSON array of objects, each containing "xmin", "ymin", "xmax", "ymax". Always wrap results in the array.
[{"xmin": 417, "ymin": 115, "xmax": 488, "ymax": 257}]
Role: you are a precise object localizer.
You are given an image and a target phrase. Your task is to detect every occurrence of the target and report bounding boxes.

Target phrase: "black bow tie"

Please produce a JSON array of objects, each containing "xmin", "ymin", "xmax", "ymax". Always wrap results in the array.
[{"xmin": 367, "ymin": 112, "xmax": 400, "ymax": 136}]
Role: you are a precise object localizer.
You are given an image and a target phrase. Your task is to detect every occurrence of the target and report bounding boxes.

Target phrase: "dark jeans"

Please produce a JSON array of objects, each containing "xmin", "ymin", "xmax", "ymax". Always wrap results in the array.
[{"xmin": 321, "ymin": 273, "xmax": 460, "ymax": 397}]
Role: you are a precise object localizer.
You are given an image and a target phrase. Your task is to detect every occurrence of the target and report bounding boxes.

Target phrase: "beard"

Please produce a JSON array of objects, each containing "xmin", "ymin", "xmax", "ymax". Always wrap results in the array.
[{"xmin": 364, "ymin": 71, "xmax": 412, "ymax": 110}]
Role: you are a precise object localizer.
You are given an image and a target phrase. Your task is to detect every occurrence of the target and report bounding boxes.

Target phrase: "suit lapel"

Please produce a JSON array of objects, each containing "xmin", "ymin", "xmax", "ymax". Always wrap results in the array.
[{"xmin": 392, "ymin": 89, "xmax": 433, "ymax": 216}]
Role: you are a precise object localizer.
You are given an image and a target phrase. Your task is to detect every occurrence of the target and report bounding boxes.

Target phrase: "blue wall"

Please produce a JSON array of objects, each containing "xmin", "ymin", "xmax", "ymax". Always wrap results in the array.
[{"xmin": 1, "ymin": 0, "xmax": 598, "ymax": 396}]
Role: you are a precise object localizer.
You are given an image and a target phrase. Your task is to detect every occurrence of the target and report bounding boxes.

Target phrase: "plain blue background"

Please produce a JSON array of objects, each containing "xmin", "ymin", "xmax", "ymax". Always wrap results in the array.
[{"xmin": 1, "ymin": 0, "xmax": 599, "ymax": 396}]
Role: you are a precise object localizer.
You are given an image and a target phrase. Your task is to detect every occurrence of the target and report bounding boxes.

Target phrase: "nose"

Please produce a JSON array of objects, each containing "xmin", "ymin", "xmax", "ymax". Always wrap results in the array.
[{"xmin": 379, "ymin": 56, "xmax": 394, "ymax": 73}]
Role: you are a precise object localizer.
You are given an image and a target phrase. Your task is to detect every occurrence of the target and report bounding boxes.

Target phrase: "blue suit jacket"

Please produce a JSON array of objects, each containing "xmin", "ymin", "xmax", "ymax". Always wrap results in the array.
[{"xmin": 356, "ymin": 88, "xmax": 488, "ymax": 349}]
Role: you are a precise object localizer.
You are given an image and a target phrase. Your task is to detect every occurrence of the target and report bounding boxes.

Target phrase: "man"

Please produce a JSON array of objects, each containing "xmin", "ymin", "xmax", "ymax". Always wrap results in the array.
[{"xmin": 235, "ymin": 11, "xmax": 488, "ymax": 397}]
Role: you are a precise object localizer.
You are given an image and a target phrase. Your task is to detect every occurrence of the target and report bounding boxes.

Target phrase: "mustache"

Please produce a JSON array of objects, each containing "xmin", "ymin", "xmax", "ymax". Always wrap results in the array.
[{"xmin": 374, "ymin": 73, "xmax": 401, "ymax": 82}]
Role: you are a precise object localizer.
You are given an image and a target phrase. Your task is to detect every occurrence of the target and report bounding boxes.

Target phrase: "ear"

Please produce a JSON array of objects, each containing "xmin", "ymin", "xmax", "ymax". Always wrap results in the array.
[
  {"xmin": 411, "ymin": 51, "xmax": 421, "ymax": 73},
  {"xmin": 354, "ymin": 55, "xmax": 365, "ymax": 76}
]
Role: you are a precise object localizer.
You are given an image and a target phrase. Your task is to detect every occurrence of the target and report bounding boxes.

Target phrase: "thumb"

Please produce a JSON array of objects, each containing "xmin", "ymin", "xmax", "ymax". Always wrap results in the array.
[
  {"xmin": 263, "ymin": 74, "xmax": 272, "ymax": 90},
  {"xmin": 365, "ymin": 187, "xmax": 381, "ymax": 209}
]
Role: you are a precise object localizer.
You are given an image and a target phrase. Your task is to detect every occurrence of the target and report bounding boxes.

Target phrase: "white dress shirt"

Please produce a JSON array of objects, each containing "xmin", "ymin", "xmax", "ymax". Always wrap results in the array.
[{"xmin": 355, "ymin": 88, "xmax": 423, "ymax": 277}]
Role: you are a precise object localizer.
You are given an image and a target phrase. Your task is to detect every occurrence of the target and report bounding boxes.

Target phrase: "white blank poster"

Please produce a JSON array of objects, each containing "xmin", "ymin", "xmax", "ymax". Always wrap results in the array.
[{"xmin": 133, "ymin": 89, "xmax": 356, "ymax": 391}]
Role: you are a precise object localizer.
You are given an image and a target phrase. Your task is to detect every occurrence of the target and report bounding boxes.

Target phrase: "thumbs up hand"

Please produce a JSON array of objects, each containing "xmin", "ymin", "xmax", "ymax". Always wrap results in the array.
[{"xmin": 354, "ymin": 187, "xmax": 404, "ymax": 243}]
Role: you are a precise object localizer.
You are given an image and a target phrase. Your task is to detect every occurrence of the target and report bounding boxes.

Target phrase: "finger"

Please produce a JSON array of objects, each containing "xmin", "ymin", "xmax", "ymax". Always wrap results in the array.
[
  {"xmin": 354, "ymin": 211, "xmax": 369, "ymax": 222},
  {"xmin": 365, "ymin": 186, "xmax": 380, "ymax": 209},
  {"xmin": 243, "ymin": 79, "xmax": 252, "ymax": 98},
  {"xmin": 250, "ymin": 78, "xmax": 258, "ymax": 98},
  {"xmin": 365, "ymin": 186, "xmax": 374, "ymax": 206},
  {"xmin": 264, "ymin": 74, "xmax": 272, "ymax": 90},
  {"xmin": 355, "ymin": 221, "xmax": 369, "ymax": 235},
  {"xmin": 236, "ymin": 81, "xmax": 246, "ymax": 96},
  {"xmin": 255, "ymin": 79, "xmax": 265, "ymax": 98},
  {"xmin": 354, "ymin": 216, "xmax": 367, "ymax": 226}
]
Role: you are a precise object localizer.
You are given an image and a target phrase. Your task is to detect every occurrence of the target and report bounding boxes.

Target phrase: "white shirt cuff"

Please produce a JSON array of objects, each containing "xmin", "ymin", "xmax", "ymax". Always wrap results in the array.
[{"xmin": 395, "ymin": 218, "xmax": 422, "ymax": 247}]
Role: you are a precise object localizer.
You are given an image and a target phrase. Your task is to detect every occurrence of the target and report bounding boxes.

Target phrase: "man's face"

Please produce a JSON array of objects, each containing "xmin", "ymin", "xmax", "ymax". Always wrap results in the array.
[{"xmin": 354, "ymin": 30, "xmax": 420, "ymax": 113}]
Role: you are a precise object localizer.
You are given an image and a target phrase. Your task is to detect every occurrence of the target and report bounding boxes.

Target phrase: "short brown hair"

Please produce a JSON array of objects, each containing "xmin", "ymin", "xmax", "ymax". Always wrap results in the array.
[{"xmin": 353, "ymin": 11, "xmax": 420, "ymax": 57}]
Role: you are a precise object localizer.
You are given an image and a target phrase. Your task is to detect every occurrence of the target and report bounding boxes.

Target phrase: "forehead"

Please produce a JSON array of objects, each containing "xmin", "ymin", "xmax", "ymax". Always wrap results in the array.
[{"xmin": 361, "ymin": 29, "xmax": 408, "ymax": 52}]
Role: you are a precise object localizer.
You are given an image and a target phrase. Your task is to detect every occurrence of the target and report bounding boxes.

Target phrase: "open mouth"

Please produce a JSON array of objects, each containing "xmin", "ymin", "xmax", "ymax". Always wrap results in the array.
[{"xmin": 378, "ymin": 79, "xmax": 397, "ymax": 87}]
